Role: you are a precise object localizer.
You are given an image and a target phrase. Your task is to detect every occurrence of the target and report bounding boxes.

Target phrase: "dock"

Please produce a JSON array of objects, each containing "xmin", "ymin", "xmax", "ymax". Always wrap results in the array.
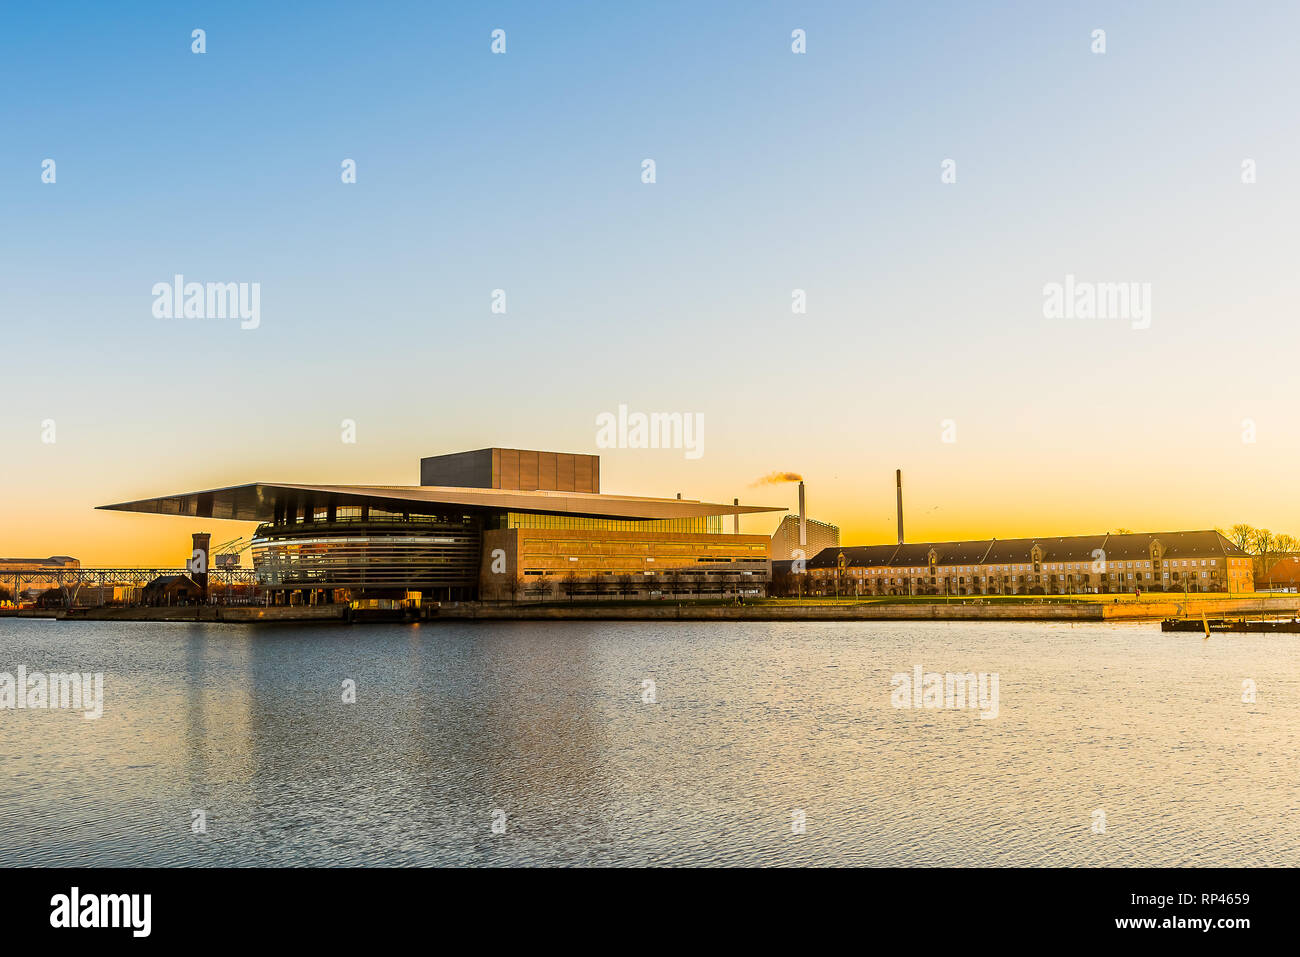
[{"xmin": 1161, "ymin": 616, "xmax": 1300, "ymax": 633}]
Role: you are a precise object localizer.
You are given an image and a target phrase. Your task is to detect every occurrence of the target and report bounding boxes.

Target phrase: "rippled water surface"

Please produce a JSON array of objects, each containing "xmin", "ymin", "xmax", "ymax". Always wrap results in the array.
[{"xmin": 0, "ymin": 617, "xmax": 1296, "ymax": 866}]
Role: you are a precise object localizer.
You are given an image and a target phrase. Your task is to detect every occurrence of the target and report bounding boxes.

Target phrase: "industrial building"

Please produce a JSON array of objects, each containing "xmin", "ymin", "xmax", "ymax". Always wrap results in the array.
[
  {"xmin": 98, "ymin": 447, "xmax": 782, "ymax": 603},
  {"xmin": 767, "ymin": 478, "xmax": 839, "ymax": 571},
  {"xmin": 0, "ymin": 557, "xmax": 80, "ymax": 603},
  {"xmin": 0, "ymin": 556, "xmax": 80, "ymax": 572},
  {"xmin": 771, "ymin": 515, "xmax": 839, "ymax": 563}
]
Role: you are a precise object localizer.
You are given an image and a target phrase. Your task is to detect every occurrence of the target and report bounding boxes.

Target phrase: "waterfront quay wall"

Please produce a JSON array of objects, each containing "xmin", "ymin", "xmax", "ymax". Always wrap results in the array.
[
  {"xmin": 5, "ymin": 596, "xmax": 1296, "ymax": 624},
  {"xmin": 1, "ymin": 605, "xmax": 348, "ymax": 623},
  {"xmin": 434, "ymin": 595, "xmax": 1300, "ymax": 623}
]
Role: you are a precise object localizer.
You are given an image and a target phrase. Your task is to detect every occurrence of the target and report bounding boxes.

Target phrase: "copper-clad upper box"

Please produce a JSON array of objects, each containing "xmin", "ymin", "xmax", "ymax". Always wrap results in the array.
[{"xmin": 420, "ymin": 448, "xmax": 599, "ymax": 493}]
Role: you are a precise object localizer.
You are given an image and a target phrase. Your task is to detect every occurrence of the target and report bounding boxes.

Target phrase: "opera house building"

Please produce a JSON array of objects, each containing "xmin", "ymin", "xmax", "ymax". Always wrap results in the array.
[{"xmin": 99, "ymin": 448, "xmax": 782, "ymax": 603}]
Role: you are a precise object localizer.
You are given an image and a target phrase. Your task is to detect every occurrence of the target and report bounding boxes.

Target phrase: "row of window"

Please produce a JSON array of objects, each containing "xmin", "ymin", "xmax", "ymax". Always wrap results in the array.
[
  {"xmin": 502, "ymin": 512, "xmax": 721, "ymax": 534},
  {"xmin": 520, "ymin": 569, "xmax": 756, "ymax": 577},
  {"xmin": 265, "ymin": 510, "xmax": 476, "ymax": 527},
  {"xmin": 821, "ymin": 557, "xmax": 1228, "ymax": 576},
  {"xmin": 852, "ymin": 570, "xmax": 1220, "ymax": 586}
]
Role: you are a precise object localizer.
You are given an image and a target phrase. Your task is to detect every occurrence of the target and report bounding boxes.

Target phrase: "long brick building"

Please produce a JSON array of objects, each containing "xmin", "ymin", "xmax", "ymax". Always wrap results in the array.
[{"xmin": 805, "ymin": 530, "xmax": 1252, "ymax": 596}]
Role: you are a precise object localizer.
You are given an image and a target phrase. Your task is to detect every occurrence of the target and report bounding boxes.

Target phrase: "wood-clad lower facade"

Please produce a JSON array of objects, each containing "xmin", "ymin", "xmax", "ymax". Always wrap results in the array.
[
  {"xmin": 481, "ymin": 527, "xmax": 771, "ymax": 600},
  {"xmin": 804, "ymin": 530, "xmax": 1254, "ymax": 596}
]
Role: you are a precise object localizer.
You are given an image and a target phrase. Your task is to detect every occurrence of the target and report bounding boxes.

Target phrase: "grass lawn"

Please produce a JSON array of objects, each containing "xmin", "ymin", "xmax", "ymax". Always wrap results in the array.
[
  {"xmin": 755, "ymin": 592, "xmax": 1246, "ymax": 606},
  {"xmin": 509, "ymin": 592, "xmax": 1252, "ymax": 609}
]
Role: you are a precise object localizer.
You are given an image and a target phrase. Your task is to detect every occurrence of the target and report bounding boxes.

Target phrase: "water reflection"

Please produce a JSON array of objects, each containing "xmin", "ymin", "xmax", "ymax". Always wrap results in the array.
[{"xmin": 0, "ymin": 618, "xmax": 1296, "ymax": 866}]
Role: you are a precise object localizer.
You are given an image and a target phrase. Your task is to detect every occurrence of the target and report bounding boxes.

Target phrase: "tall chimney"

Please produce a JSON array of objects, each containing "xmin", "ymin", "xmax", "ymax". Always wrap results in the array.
[
  {"xmin": 190, "ymin": 531, "xmax": 211, "ymax": 596},
  {"xmin": 798, "ymin": 481, "xmax": 807, "ymax": 548},
  {"xmin": 895, "ymin": 469, "xmax": 904, "ymax": 545},
  {"xmin": 733, "ymin": 498, "xmax": 740, "ymax": 534}
]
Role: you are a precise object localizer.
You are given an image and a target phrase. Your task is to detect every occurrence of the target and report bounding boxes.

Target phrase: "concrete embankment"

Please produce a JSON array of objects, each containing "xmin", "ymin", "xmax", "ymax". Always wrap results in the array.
[
  {"xmin": 1, "ymin": 605, "xmax": 348, "ymax": 623},
  {"xmin": 433, "ymin": 595, "xmax": 1300, "ymax": 623},
  {"xmin": 5, "ymin": 595, "xmax": 1296, "ymax": 625}
]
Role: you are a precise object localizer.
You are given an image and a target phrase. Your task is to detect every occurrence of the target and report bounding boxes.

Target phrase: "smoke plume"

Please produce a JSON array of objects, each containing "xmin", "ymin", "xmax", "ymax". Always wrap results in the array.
[{"xmin": 751, "ymin": 471, "xmax": 803, "ymax": 487}]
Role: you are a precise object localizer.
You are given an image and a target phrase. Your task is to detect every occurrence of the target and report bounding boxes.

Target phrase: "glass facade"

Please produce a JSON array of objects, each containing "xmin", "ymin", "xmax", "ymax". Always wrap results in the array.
[
  {"xmin": 497, "ymin": 511, "xmax": 721, "ymax": 534},
  {"xmin": 278, "ymin": 506, "xmax": 475, "ymax": 525},
  {"xmin": 251, "ymin": 510, "xmax": 481, "ymax": 597}
]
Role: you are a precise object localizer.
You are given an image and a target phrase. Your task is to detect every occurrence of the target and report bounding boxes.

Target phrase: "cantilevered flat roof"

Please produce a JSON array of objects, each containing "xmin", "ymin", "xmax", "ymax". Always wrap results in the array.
[{"xmin": 97, "ymin": 483, "xmax": 785, "ymax": 523}]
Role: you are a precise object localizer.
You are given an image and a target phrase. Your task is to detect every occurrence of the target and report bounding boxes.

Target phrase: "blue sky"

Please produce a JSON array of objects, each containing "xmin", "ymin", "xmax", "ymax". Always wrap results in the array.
[{"xmin": 3, "ymin": 1, "xmax": 1299, "ymax": 562}]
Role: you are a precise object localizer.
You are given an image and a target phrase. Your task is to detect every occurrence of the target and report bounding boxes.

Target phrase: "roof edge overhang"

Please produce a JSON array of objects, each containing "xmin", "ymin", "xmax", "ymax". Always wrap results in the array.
[{"xmin": 96, "ymin": 482, "xmax": 785, "ymax": 524}]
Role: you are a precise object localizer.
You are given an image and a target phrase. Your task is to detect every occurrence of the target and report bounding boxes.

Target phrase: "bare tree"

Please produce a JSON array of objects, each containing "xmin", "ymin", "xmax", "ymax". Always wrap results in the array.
[
  {"xmin": 1228, "ymin": 523, "xmax": 1256, "ymax": 553},
  {"xmin": 561, "ymin": 571, "xmax": 580, "ymax": 602},
  {"xmin": 1253, "ymin": 528, "xmax": 1276, "ymax": 579},
  {"xmin": 616, "ymin": 573, "xmax": 635, "ymax": 600},
  {"xmin": 665, "ymin": 566, "xmax": 683, "ymax": 600}
]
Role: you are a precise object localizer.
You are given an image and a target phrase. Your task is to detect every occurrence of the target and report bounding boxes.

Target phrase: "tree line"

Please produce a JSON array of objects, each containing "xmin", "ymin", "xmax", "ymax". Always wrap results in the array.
[{"xmin": 1223, "ymin": 524, "xmax": 1297, "ymax": 579}]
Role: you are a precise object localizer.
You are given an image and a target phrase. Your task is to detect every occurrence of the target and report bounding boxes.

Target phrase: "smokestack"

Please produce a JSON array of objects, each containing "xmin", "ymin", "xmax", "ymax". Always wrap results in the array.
[
  {"xmin": 798, "ymin": 481, "xmax": 807, "ymax": 548},
  {"xmin": 895, "ymin": 469, "xmax": 904, "ymax": 545},
  {"xmin": 190, "ymin": 531, "xmax": 211, "ymax": 596},
  {"xmin": 733, "ymin": 498, "xmax": 740, "ymax": 534}
]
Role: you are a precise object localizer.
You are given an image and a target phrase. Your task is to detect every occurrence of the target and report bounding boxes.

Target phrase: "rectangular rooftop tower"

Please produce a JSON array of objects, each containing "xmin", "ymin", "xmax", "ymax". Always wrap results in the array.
[{"xmin": 420, "ymin": 448, "xmax": 600, "ymax": 493}]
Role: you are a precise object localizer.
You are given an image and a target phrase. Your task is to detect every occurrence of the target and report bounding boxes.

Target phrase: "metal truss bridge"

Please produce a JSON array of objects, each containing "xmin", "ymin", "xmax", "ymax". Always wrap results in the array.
[{"xmin": 1, "ymin": 567, "xmax": 258, "ymax": 605}]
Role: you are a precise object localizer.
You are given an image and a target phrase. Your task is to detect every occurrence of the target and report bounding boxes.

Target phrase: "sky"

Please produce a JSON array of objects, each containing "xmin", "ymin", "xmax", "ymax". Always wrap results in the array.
[{"xmin": 2, "ymin": 0, "xmax": 1299, "ymax": 566}]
